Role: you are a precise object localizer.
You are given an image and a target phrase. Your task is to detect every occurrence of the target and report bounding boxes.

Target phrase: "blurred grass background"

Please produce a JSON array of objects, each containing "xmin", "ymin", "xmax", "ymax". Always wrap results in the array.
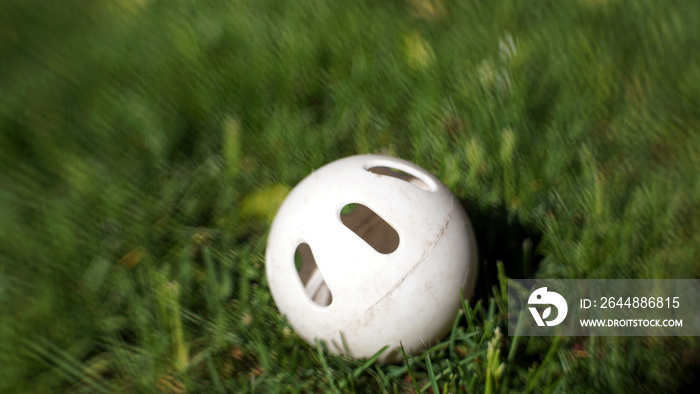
[{"xmin": 1, "ymin": 0, "xmax": 699, "ymax": 392}]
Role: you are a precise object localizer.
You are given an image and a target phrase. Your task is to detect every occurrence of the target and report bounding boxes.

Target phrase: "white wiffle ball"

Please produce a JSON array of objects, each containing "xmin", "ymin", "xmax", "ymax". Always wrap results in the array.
[{"xmin": 265, "ymin": 154, "xmax": 477, "ymax": 363}]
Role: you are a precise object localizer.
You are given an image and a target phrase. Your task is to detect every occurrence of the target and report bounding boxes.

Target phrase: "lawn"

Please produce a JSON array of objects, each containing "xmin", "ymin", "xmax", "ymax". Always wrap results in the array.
[{"xmin": 1, "ymin": 0, "xmax": 699, "ymax": 392}]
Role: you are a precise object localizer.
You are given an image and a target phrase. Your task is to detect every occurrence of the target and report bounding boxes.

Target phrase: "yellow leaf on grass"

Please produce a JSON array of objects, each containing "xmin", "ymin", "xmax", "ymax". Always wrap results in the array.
[
  {"xmin": 240, "ymin": 183, "xmax": 290, "ymax": 222},
  {"xmin": 408, "ymin": 0, "xmax": 446, "ymax": 21},
  {"xmin": 404, "ymin": 30, "xmax": 435, "ymax": 70},
  {"xmin": 117, "ymin": 247, "xmax": 147, "ymax": 268}
]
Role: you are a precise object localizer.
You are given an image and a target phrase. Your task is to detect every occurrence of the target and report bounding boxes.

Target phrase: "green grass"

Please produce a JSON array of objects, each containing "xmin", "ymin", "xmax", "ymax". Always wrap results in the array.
[{"xmin": 2, "ymin": 0, "xmax": 699, "ymax": 391}]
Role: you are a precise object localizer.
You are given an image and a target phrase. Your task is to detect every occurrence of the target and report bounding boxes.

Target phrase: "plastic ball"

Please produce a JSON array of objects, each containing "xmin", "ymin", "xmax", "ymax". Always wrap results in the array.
[{"xmin": 265, "ymin": 154, "xmax": 477, "ymax": 363}]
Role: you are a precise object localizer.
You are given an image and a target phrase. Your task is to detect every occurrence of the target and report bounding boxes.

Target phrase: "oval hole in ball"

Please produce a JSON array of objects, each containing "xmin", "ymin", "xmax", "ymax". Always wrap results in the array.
[
  {"xmin": 366, "ymin": 166, "xmax": 434, "ymax": 192},
  {"xmin": 294, "ymin": 243, "xmax": 332, "ymax": 306},
  {"xmin": 340, "ymin": 203, "xmax": 399, "ymax": 254}
]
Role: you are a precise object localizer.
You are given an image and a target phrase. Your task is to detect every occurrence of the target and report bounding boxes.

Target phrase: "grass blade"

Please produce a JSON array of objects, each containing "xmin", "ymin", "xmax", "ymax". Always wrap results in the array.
[
  {"xmin": 400, "ymin": 342, "xmax": 420, "ymax": 394},
  {"xmin": 352, "ymin": 345, "xmax": 388, "ymax": 380},
  {"xmin": 315, "ymin": 339, "xmax": 337, "ymax": 391},
  {"xmin": 423, "ymin": 354, "xmax": 439, "ymax": 394}
]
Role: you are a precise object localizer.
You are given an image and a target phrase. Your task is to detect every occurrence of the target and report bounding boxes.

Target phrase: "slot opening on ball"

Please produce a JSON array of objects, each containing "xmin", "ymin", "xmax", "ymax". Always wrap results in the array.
[
  {"xmin": 366, "ymin": 166, "xmax": 435, "ymax": 192},
  {"xmin": 294, "ymin": 243, "xmax": 332, "ymax": 306},
  {"xmin": 340, "ymin": 203, "xmax": 400, "ymax": 254}
]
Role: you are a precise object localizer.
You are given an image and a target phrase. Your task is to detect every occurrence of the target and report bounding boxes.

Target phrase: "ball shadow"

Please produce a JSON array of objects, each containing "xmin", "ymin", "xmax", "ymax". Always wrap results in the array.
[{"xmin": 460, "ymin": 198, "xmax": 545, "ymax": 303}]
